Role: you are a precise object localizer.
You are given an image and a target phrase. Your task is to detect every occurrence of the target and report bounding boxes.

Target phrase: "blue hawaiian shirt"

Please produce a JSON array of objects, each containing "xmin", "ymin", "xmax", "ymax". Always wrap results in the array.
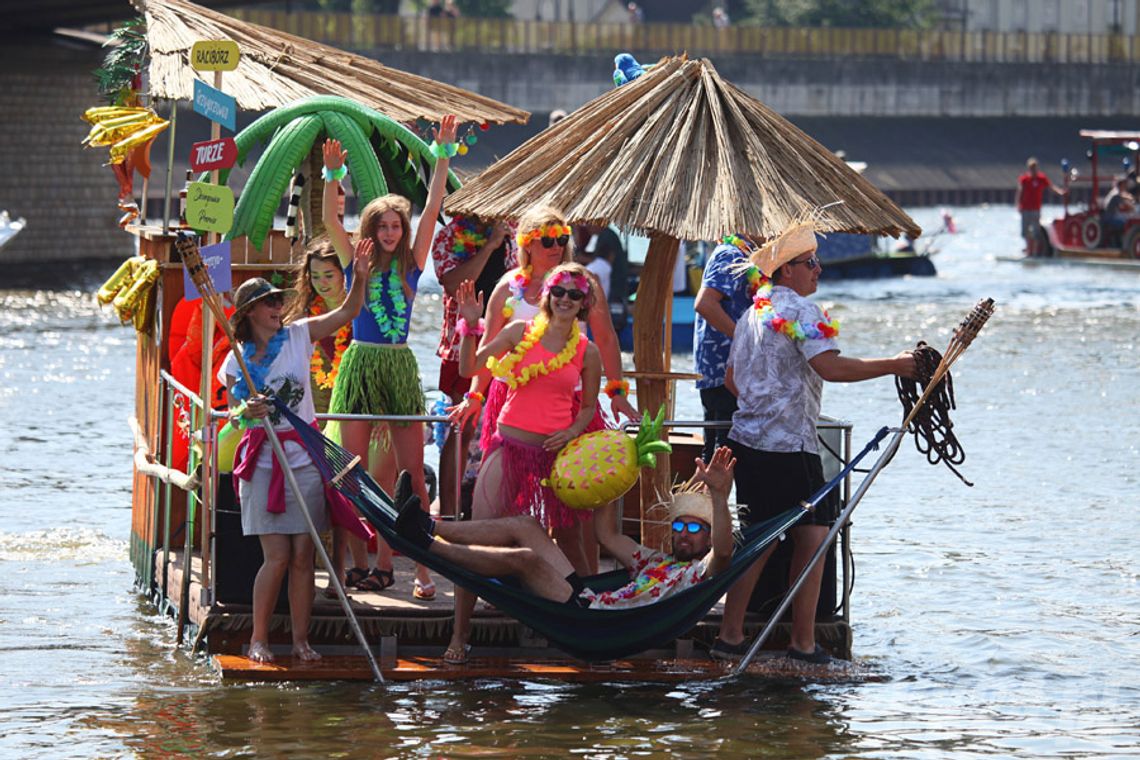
[{"xmin": 693, "ymin": 243, "xmax": 752, "ymax": 389}]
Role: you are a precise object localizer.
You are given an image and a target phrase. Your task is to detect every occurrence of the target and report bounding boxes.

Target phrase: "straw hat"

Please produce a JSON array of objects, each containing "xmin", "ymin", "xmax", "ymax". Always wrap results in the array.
[
  {"xmin": 749, "ymin": 222, "xmax": 818, "ymax": 278},
  {"xmin": 230, "ymin": 277, "xmax": 293, "ymax": 326},
  {"xmin": 668, "ymin": 490, "xmax": 715, "ymax": 525}
]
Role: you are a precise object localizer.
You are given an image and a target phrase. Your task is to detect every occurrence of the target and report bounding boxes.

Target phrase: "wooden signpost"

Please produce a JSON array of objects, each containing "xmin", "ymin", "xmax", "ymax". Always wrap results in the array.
[{"xmin": 182, "ymin": 41, "xmax": 240, "ymax": 621}]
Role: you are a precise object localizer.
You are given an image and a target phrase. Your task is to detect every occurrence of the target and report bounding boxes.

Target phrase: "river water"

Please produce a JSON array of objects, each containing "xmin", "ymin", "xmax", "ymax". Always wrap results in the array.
[{"xmin": 1, "ymin": 205, "xmax": 1138, "ymax": 758}]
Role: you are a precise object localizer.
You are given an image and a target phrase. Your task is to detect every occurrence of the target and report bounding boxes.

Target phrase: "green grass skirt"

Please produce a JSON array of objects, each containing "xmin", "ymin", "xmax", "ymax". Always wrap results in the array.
[{"xmin": 328, "ymin": 341, "xmax": 426, "ymax": 421}]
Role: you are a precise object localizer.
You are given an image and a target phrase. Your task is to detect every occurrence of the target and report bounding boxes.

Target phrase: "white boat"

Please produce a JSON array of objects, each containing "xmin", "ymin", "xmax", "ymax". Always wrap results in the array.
[{"xmin": 0, "ymin": 211, "xmax": 26, "ymax": 249}]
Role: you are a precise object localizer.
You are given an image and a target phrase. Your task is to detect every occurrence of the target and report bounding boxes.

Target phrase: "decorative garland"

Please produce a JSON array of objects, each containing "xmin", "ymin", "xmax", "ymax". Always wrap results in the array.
[
  {"xmin": 541, "ymin": 270, "xmax": 589, "ymax": 297},
  {"xmin": 722, "ymin": 235, "xmax": 764, "ymax": 299},
  {"xmin": 321, "ymin": 165, "xmax": 347, "ymax": 183},
  {"xmin": 308, "ymin": 299, "xmax": 352, "ymax": 390},
  {"xmin": 451, "ymin": 216, "xmax": 488, "ymax": 259},
  {"xmin": 752, "ymin": 279, "xmax": 840, "ymax": 341},
  {"xmin": 367, "ymin": 260, "xmax": 409, "ymax": 343},
  {"xmin": 604, "ymin": 378, "xmax": 630, "ymax": 399},
  {"xmin": 486, "ymin": 314, "xmax": 580, "ymax": 390},
  {"xmin": 501, "ymin": 265, "xmax": 532, "ymax": 319},
  {"xmin": 232, "ymin": 327, "xmax": 288, "ymax": 401},
  {"xmin": 516, "ymin": 223, "xmax": 572, "ymax": 249},
  {"xmin": 429, "ymin": 140, "xmax": 459, "ymax": 159}
]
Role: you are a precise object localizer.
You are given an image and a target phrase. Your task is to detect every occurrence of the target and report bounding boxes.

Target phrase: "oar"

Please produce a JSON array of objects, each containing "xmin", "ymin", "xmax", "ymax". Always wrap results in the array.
[
  {"xmin": 176, "ymin": 232, "xmax": 384, "ymax": 683},
  {"xmin": 729, "ymin": 298, "xmax": 995, "ymax": 676}
]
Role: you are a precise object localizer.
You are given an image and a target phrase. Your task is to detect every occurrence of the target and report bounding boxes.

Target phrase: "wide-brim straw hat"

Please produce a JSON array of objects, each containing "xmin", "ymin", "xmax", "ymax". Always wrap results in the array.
[
  {"xmin": 230, "ymin": 277, "xmax": 293, "ymax": 326},
  {"xmin": 749, "ymin": 222, "xmax": 819, "ymax": 278}
]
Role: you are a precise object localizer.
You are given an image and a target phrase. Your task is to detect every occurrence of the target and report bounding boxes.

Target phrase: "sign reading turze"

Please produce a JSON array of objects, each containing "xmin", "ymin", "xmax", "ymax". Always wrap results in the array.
[
  {"xmin": 192, "ymin": 79, "xmax": 236, "ymax": 132},
  {"xmin": 190, "ymin": 40, "xmax": 240, "ymax": 72},
  {"xmin": 190, "ymin": 137, "xmax": 238, "ymax": 173},
  {"xmin": 185, "ymin": 181, "xmax": 234, "ymax": 234}
]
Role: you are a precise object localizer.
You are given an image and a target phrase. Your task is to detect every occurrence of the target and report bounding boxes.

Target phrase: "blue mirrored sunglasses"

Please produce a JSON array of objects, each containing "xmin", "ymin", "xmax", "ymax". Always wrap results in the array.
[{"xmin": 672, "ymin": 520, "xmax": 708, "ymax": 534}]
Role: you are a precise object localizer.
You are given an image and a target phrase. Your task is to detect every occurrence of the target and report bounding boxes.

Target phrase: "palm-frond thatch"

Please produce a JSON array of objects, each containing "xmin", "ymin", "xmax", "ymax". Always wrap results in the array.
[
  {"xmin": 446, "ymin": 56, "xmax": 918, "ymax": 240},
  {"xmin": 136, "ymin": 0, "xmax": 529, "ymax": 126}
]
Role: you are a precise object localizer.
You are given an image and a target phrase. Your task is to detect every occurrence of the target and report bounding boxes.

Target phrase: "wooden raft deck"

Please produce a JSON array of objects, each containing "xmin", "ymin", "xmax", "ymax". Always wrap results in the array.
[{"xmin": 161, "ymin": 550, "xmax": 854, "ymax": 682}]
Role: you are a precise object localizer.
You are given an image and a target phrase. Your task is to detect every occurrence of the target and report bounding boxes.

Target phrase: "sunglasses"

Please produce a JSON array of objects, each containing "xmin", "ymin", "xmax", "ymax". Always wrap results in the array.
[
  {"xmin": 790, "ymin": 255, "xmax": 820, "ymax": 270},
  {"xmin": 548, "ymin": 285, "xmax": 586, "ymax": 301},
  {"xmin": 672, "ymin": 520, "xmax": 708, "ymax": 534},
  {"xmin": 540, "ymin": 235, "xmax": 570, "ymax": 248}
]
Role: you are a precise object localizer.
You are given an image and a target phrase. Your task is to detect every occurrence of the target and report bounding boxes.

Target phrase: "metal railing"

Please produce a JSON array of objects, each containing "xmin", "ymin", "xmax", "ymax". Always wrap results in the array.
[
  {"xmin": 228, "ymin": 9, "xmax": 1140, "ymax": 64},
  {"xmin": 142, "ymin": 373, "xmax": 857, "ymax": 627}
]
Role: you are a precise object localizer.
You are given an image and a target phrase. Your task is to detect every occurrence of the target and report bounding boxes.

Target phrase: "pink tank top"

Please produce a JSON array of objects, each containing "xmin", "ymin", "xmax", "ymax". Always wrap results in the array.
[{"xmin": 497, "ymin": 332, "xmax": 588, "ymax": 435}]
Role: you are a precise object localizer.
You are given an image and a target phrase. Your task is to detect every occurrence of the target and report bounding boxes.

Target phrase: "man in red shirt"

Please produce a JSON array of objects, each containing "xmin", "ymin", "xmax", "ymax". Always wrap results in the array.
[{"xmin": 1015, "ymin": 157, "xmax": 1065, "ymax": 256}]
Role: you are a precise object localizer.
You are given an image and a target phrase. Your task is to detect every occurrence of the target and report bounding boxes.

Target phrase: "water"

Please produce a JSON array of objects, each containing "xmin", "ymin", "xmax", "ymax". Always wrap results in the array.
[{"xmin": 1, "ymin": 205, "xmax": 1138, "ymax": 758}]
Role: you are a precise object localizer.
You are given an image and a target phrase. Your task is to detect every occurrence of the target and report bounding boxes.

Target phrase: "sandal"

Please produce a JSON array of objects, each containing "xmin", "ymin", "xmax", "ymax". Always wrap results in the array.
[
  {"xmin": 356, "ymin": 568, "xmax": 395, "ymax": 593},
  {"xmin": 442, "ymin": 644, "xmax": 470, "ymax": 665},
  {"xmin": 344, "ymin": 567, "xmax": 370, "ymax": 588},
  {"xmin": 413, "ymin": 578, "xmax": 436, "ymax": 601}
]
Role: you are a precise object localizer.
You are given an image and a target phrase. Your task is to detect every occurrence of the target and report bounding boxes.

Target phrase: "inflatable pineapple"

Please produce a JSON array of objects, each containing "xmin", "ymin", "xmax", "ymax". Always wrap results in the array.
[{"xmin": 546, "ymin": 407, "xmax": 672, "ymax": 510}]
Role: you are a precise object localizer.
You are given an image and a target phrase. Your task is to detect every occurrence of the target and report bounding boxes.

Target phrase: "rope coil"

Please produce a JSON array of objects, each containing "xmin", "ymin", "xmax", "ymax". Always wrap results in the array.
[{"xmin": 896, "ymin": 342, "xmax": 971, "ymax": 486}]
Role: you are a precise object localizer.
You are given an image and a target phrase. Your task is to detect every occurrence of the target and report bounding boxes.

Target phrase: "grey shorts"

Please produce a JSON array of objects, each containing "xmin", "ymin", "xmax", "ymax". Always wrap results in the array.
[{"xmin": 1021, "ymin": 210, "xmax": 1042, "ymax": 240}]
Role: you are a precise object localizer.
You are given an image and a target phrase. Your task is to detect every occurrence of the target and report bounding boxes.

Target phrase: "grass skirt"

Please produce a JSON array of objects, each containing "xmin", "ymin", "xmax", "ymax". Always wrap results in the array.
[
  {"xmin": 329, "ymin": 341, "xmax": 425, "ymax": 422},
  {"xmin": 488, "ymin": 432, "xmax": 588, "ymax": 529}
]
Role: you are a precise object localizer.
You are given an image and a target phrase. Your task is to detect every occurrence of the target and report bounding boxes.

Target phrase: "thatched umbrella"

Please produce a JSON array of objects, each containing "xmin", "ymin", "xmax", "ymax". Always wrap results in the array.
[
  {"xmin": 136, "ymin": 0, "xmax": 529, "ymax": 125},
  {"xmin": 446, "ymin": 55, "xmax": 920, "ymax": 548}
]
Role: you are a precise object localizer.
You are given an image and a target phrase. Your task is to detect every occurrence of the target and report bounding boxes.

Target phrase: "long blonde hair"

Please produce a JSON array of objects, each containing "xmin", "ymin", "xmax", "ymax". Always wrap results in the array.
[{"xmin": 357, "ymin": 194, "xmax": 414, "ymax": 296}]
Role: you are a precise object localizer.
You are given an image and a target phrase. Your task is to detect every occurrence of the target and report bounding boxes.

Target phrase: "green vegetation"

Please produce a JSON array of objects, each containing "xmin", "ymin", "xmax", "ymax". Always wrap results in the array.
[{"xmin": 742, "ymin": 0, "xmax": 940, "ymax": 28}]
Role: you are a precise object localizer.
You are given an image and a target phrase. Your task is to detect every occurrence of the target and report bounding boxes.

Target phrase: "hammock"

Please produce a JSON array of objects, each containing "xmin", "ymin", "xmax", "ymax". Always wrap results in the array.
[{"xmin": 274, "ymin": 399, "xmax": 890, "ymax": 661}]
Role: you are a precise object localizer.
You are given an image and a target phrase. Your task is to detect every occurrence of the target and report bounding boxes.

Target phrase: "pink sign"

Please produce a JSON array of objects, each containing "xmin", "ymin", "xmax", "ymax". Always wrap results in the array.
[{"xmin": 189, "ymin": 137, "xmax": 237, "ymax": 173}]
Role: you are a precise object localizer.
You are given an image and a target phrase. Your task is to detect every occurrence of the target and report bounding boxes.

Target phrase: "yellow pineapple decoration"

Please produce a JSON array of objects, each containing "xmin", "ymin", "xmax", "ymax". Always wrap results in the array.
[{"xmin": 545, "ymin": 406, "xmax": 672, "ymax": 510}]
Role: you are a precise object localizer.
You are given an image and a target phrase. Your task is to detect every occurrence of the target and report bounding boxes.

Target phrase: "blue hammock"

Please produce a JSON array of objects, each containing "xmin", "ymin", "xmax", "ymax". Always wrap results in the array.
[{"xmin": 275, "ymin": 399, "xmax": 890, "ymax": 660}]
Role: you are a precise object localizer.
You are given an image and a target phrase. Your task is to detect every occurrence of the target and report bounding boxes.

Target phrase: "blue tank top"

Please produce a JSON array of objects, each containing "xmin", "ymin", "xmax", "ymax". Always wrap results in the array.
[{"xmin": 345, "ymin": 262, "xmax": 422, "ymax": 344}]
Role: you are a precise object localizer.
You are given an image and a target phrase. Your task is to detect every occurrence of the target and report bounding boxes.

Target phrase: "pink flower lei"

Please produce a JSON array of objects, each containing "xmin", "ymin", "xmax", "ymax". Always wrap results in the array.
[{"xmin": 541, "ymin": 271, "xmax": 590, "ymax": 297}]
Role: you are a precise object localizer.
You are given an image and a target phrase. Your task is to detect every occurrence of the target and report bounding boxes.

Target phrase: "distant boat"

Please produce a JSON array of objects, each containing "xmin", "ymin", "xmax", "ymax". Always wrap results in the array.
[
  {"xmin": 0, "ymin": 211, "xmax": 25, "ymax": 250},
  {"xmin": 816, "ymin": 231, "xmax": 937, "ymax": 280}
]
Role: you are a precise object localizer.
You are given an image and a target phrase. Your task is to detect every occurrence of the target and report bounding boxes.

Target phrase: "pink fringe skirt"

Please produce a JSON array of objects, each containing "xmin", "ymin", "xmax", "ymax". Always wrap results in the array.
[{"xmin": 487, "ymin": 432, "xmax": 589, "ymax": 529}]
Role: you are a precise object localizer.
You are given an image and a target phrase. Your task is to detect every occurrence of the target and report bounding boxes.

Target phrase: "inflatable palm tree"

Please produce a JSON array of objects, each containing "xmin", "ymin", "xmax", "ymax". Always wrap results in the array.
[{"xmin": 221, "ymin": 95, "xmax": 461, "ymax": 249}]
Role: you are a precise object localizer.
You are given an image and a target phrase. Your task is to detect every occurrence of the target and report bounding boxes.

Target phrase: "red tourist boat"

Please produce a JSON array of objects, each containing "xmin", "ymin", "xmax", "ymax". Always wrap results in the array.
[{"xmin": 1044, "ymin": 130, "xmax": 1140, "ymax": 263}]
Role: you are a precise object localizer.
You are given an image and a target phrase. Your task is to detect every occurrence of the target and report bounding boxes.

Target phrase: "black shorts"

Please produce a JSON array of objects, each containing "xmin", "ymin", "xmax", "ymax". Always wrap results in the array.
[{"xmin": 728, "ymin": 441, "xmax": 839, "ymax": 527}]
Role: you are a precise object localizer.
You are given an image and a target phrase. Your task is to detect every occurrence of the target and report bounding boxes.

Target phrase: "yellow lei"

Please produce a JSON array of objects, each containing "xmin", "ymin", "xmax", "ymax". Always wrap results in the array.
[{"xmin": 486, "ymin": 314, "xmax": 580, "ymax": 390}]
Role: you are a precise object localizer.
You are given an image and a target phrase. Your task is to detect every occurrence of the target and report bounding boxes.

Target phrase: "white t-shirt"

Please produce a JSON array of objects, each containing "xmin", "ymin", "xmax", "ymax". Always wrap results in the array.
[
  {"xmin": 219, "ymin": 322, "xmax": 316, "ymax": 468},
  {"xmin": 585, "ymin": 257, "xmax": 612, "ymax": 300}
]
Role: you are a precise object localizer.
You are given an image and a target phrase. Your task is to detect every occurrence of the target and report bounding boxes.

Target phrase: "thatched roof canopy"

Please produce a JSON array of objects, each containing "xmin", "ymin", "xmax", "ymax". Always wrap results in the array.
[
  {"xmin": 136, "ymin": 0, "xmax": 529, "ymax": 125},
  {"xmin": 446, "ymin": 56, "xmax": 919, "ymax": 240}
]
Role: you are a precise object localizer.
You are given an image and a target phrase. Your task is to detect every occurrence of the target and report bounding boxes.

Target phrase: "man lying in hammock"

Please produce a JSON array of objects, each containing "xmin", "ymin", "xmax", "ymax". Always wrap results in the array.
[{"xmin": 394, "ymin": 446, "xmax": 736, "ymax": 609}]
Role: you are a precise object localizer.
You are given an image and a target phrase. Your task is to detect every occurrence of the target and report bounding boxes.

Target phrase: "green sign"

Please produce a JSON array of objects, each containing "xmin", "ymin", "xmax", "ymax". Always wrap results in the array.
[{"xmin": 186, "ymin": 181, "xmax": 234, "ymax": 234}]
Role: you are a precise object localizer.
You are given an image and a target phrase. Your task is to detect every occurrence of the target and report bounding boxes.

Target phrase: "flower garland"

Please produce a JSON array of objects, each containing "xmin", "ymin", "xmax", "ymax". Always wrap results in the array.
[
  {"xmin": 517, "ymin": 223, "xmax": 572, "ymax": 249},
  {"xmin": 501, "ymin": 265, "xmax": 532, "ymax": 319},
  {"xmin": 486, "ymin": 313, "xmax": 580, "ymax": 390},
  {"xmin": 752, "ymin": 279, "xmax": 840, "ymax": 341},
  {"xmin": 722, "ymin": 235, "xmax": 764, "ymax": 299},
  {"xmin": 231, "ymin": 328, "xmax": 288, "ymax": 401},
  {"xmin": 308, "ymin": 299, "xmax": 352, "ymax": 390},
  {"xmin": 450, "ymin": 215, "xmax": 488, "ymax": 260},
  {"xmin": 367, "ymin": 260, "xmax": 408, "ymax": 342}
]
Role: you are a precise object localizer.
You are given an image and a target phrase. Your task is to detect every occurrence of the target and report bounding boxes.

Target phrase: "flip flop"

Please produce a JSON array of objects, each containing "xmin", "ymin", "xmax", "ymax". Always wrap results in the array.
[
  {"xmin": 413, "ymin": 578, "xmax": 436, "ymax": 601},
  {"xmin": 442, "ymin": 644, "xmax": 470, "ymax": 665}
]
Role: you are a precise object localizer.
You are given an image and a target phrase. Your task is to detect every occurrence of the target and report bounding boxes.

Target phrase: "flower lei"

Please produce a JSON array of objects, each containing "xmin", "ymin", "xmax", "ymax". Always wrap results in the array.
[
  {"xmin": 367, "ymin": 260, "xmax": 408, "ymax": 342},
  {"xmin": 486, "ymin": 313, "xmax": 580, "ymax": 390},
  {"xmin": 752, "ymin": 279, "xmax": 840, "ymax": 341},
  {"xmin": 308, "ymin": 299, "xmax": 352, "ymax": 390},
  {"xmin": 516, "ymin": 223, "xmax": 572, "ymax": 249},
  {"xmin": 501, "ymin": 265, "xmax": 532, "ymax": 319},
  {"xmin": 451, "ymin": 216, "xmax": 488, "ymax": 260},
  {"xmin": 722, "ymin": 235, "xmax": 764, "ymax": 299},
  {"xmin": 231, "ymin": 328, "xmax": 288, "ymax": 401}
]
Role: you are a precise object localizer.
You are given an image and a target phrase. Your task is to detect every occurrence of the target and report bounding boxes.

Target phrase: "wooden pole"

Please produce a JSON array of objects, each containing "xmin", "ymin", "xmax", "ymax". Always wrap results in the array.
[{"xmin": 632, "ymin": 234, "xmax": 678, "ymax": 552}]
